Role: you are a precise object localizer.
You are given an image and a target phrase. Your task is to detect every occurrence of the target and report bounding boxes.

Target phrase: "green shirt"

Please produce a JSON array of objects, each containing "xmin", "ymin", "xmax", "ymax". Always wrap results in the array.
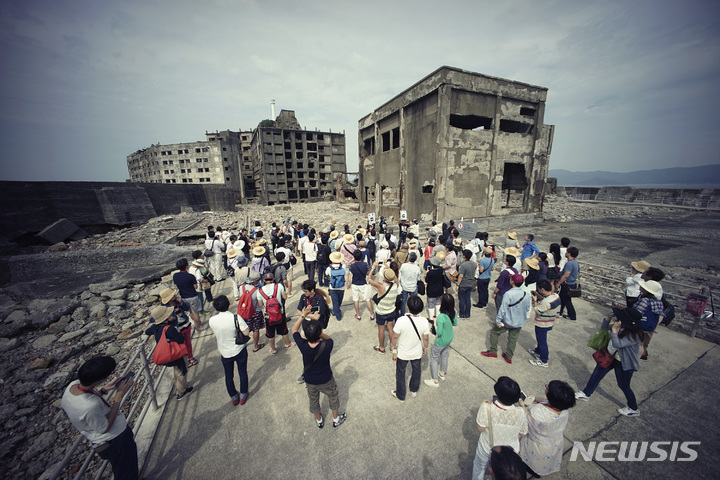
[{"xmin": 434, "ymin": 313, "xmax": 457, "ymax": 347}]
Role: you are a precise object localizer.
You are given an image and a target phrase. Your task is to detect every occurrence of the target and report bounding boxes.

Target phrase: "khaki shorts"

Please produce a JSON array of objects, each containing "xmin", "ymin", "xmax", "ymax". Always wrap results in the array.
[{"xmin": 351, "ymin": 284, "xmax": 369, "ymax": 302}]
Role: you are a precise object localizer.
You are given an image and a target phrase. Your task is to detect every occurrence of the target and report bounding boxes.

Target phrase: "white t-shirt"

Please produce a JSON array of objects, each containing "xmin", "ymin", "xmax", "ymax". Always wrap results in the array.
[
  {"xmin": 476, "ymin": 401, "xmax": 528, "ymax": 454},
  {"xmin": 394, "ymin": 314, "xmax": 430, "ymax": 360},
  {"xmin": 302, "ymin": 239, "xmax": 318, "ymax": 261},
  {"xmin": 61, "ymin": 381, "xmax": 127, "ymax": 446},
  {"xmin": 559, "ymin": 247, "xmax": 568, "ymax": 270},
  {"xmin": 205, "ymin": 237, "xmax": 226, "ymax": 255},
  {"xmin": 209, "ymin": 311, "xmax": 249, "ymax": 358},
  {"xmin": 259, "ymin": 283, "xmax": 285, "ymax": 305},
  {"xmin": 399, "ymin": 263, "xmax": 422, "ymax": 292}
]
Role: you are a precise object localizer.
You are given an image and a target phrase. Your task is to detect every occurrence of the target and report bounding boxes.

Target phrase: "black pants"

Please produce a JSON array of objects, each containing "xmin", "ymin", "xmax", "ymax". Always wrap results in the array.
[
  {"xmin": 476, "ymin": 278, "xmax": 490, "ymax": 307},
  {"xmin": 96, "ymin": 425, "xmax": 138, "ymax": 480},
  {"xmin": 559, "ymin": 283, "xmax": 577, "ymax": 320}
]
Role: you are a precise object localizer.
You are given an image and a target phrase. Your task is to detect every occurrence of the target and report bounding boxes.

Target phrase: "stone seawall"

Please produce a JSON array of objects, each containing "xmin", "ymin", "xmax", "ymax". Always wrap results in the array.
[
  {"xmin": 0, "ymin": 181, "xmax": 236, "ymax": 239},
  {"xmin": 562, "ymin": 186, "xmax": 720, "ymax": 203}
]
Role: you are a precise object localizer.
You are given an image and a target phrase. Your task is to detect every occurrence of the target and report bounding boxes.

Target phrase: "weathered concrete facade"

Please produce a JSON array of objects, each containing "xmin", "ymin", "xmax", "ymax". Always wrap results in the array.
[
  {"xmin": 250, "ymin": 110, "xmax": 347, "ymax": 205},
  {"xmin": 359, "ymin": 66, "xmax": 554, "ymax": 222}
]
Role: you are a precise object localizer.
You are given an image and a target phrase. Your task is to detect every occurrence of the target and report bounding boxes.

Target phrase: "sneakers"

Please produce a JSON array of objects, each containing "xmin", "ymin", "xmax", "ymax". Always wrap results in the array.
[
  {"xmin": 424, "ymin": 379, "xmax": 439, "ymax": 388},
  {"xmin": 239, "ymin": 393, "xmax": 249, "ymax": 405},
  {"xmin": 528, "ymin": 348, "xmax": 540, "ymax": 359},
  {"xmin": 177, "ymin": 386, "xmax": 194, "ymax": 401},
  {"xmin": 618, "ymin": 406, "xmax": 640, "ymax": 416},
  {"xmin": 374, "ymin": 345, "xmax": 386, "ymax": 355},
  {"xmin": 333, "ymin": 412, "xmax": 347, "ymax": 428},
  {"xmin": 480, "ymin": 351, "xmax": 497, "ymax": 358},
  {"xmin": 438, "ymin": 372, "xmax": 446, "ymax": 381},
  {"xmin": 502, "ymin": 353, "xmax": 512, "ymax": 364},
  {"xmin": 575, "ymin": 391, "xmax": 589, "ymax": 401},
  {"xmin": 317, "ymin": 416, "xmax": 324, "ymax": 429},
  {"xmin": 369, "ymin": 315, "xmax": 375, "ymax": 321},
  {"xmin": 297, "ymin": 374, "xmax": 305, "ymax": 384},
  {"xmin": 391, "ymin": 390, "xmax": 404, "ymax": 402},
  {"xmin": 529, "ymin": 359, "xmax": 549, "ymax": 368},
  {"xmin": 411, "ymin": 391, "xmax": 417, "ymax": 398},
  {"xmin": 231, "ymin": 394, "xmax": 240, "ymax": 406}
]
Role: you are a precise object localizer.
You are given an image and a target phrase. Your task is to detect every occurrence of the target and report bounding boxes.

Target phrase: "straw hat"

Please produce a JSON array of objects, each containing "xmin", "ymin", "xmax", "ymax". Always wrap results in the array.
[
  {"xmin": 408, "ymin": 239, "xmax": 418, "ymax": 248},
  {"xmin": 453, "ymin": 238, "xmax": 462, "ymax": 247},
  {"xmin": 504, "ymin": 247, "xmax": 521, "ymax": 256},
  {"xmin": 631, "ymin": 260, "xmax": 651, "ymax": 272},
  {"xmin": 329, "ymin": 251, "xmax": 343, "ymax": 263},
  {"xmin": 343, "ymin": 234, "xmax": 354, "ymax": 243},
  {"xmin": 638, "ymin": 279, "xmax": 663, "ymax": 300},
  {"xmin": 151, "ymin": 305, "xmax": 174, "ymax": 324},
  {"xmin": 159, "ymin": 288, "xmax": 178, "ymax": 304},
  {"xmin": 482, "ymin": 247, "xmax": 493, "ymax": 255},
  {"xmin": 257, "ymin": 238, "xmax": 268, "ymax": 246},
  {"xmin": 192, "ymin": 259, "xmax": 205, "ymax": 268},
  {"xmin": 383, "ymin": 269, "xmax": 396, "ymax": 282},
  {"xmin": 380, "ymin": 241, "xmax": 389, "ymax": 249},
  {"xmin": 252, "ymin": 245, "xmax": 266, "ymax": 256},
  {"xmin": 227, "ymin": 248, "xmax": 238, "ymax": 259},
  {"xmin": 329, "ymin": 230, "xmax": 339, "ymax": 239},
  {"xmin": 507, "ymin": 232, "xmax": 517, "ymax": 240},
  {"xmin": 526, "ymin": 257, "xmax": 540, "ymax": 270},
  {"xmin": 435, "ymin": 250, "xmax": 447, "ymax": 262}
]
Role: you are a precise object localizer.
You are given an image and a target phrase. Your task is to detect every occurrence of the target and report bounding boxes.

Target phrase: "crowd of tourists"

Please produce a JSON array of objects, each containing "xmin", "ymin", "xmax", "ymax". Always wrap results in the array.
[{"xmin": 59, "ymin": 217, "xmax": 670, "ymax": 480}]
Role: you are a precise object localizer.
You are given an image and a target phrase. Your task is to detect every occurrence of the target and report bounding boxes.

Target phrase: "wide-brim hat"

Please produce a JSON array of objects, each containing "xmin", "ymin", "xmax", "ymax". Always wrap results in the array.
[
  {"xmin": 435, "ymin": 250, "xmax": 447, "ymax": 262},
  {"xmin": 526, "ymin": 257, "xmax": 539, "ymax": 270},
  {"xmin": 383, "ymin": 268, "xmax": 396, "ymax": 282},
  {"xmin": 329, "ymin": 230, "xmax": 339, "ymax": 239},
  {"xmin": 192, "ymin": 259, "xmax": 205, "ymax": 268},
  {"xmin": 611, "ymin": 306, "xmax": 642, "ymax": 330},
  {"xmin": 380, "ymin": 241, "xmax": 389, "ymax": 249},
  {"xmin": 638, "ymin": 279, "xmax": 663, "ymax": 300},
  {"xmin": 631, "ymin": 260, "xmax": 650, "ymax": 272},
  {"xmin": 227, "ymin": 248, "xmax": 238, "ymax": 259},
  {"xmin": 358, "ymin": 228, "xmax": 366, "ymax": 236},
  {"xmin": 343, "ymin": 234, "xmax": 354, "ymax": 243},
  {"xmin": 252, "ymin": 246, "xmax": 266, "ymax": 256},
  {"xmin": 408, "ymin": 240, "xmax": 418, "ymax": 248},
  {"xmin": 430, "ymin": 256, "xmax": 442, "ymax": 267},
  {"xmin": 159, "ymin": 288, "xmax": 178, "ymax": 304},
  {"xmin": 257, "ymin": 238, "xmax": 268, "ymax": 246},
  {"xmin": 428, "ymin": 230, "xmax": 437, "ymax": 238},
  {"xmin": 151, "ymin": 305, "xmax": 174, "ymax": 324},
  {"xmin": 329, "ymin": 251, "xmax": 343, "ymax": 263},
  {"xmin": 508, "ymin": 232, "xmax": 517, "ymax": 240},
  {"xmin": 453, "ymin": 238, "xmax": 462, "ymax": 247},
  {"xmin": 504, "ymin": 247, "xmax": 521, "ymax": 256}
]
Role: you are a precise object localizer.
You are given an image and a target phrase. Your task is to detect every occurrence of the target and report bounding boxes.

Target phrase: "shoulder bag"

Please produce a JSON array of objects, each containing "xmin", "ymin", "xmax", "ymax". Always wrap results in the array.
[
  {"xmin": 372, "ymin": 282, "xmax": 393, "ymax": 305},
  {"xmin": 152, "ymin": 325, "xmax": 188, "ymax": 365},
  {"xmin": 568, "ymin": 283, "xmax": 582, "ymax": 298},
  {"xmin": 234, "ymin": 314, "xmax": 251, "ymax": 345},
  {"xmin": 204, "ymin": 239, "xmax": 216, "ymax": 257},
  {"xmin": 592, "ymin": 347, "xmax": 614, "ymax": 368}
]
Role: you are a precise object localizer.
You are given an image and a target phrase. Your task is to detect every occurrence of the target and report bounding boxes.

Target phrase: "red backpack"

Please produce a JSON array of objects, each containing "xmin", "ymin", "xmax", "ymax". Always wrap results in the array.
[
  {"xmin": 259, "ymin": 284, "xmax": 284, "ymax": 326},
  {"xmin": 237, "ymin": 284, "xmax": 257, "ymax": 319}
]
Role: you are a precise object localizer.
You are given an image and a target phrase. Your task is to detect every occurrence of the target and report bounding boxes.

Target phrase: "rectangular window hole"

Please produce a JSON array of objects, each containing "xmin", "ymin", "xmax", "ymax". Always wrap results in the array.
[
  {"xmin": 381, "ymin": 131, "xmax": 390, "ymax": 152},
  {"xmin": 520, "ymin": 107, "xmax": 536, "ymax": 117},
  {"xmin": 499, "ymin": 119, "xmax": 534, "ymax": 134},
  {"xmin": 422, "ymin": 185, "xmax": 433, "ymax": 193},
  {"xmin": 450, "ymin": 114, "xmax": 493, "ymax": 130}
]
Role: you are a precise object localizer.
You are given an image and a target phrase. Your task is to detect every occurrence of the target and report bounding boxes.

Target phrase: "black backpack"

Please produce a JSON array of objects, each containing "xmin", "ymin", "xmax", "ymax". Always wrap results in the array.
[
  {"xmin": 366, "ymin": 238, "xmax": 376, "ymax": 255},
  {"xmin": 317, "ymin": 245, "xmax": 330, "ymax": 265}
]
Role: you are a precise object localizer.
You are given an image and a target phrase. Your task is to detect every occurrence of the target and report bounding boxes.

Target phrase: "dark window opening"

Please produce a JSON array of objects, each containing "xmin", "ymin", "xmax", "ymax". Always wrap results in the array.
[
  {"xmin": 422, "ymin": 185, "xmax": 433, "ymax": 193},
  {"xmin": 296, "ymin": 162, "xmax": 303, "ymax": 169},
  {"xmin": 306, "ymin": 133, "xmax": 313, "ymax": 141},
  {"xmin": 501, "ymin": 163, "xmax": 528, "ymax": 190},
  {"xmin": 310, "ymin": 190, "xmax": 319, "ymax": 197},
  {"xmin": 392, "ymin": 127, "xmax": 400, "ymax": 149},
  {"xmin": 299, "ymin": 190, "xmax": 308, "ymax": 199},
  {"xmin": 381, "ymin": 131, "xmax": 391, "ymax": 152},
  {"xmin": 308, "ymin": 163, "xmax": 315, "ymax": 170},
  {"xmin": 449, "ymin": 114, "xmax": 493, "ymax": 130},
  {"xmin": 295, "ymin": 133, "xmax": 302, "ymax": 140},
  {"xmin": 286, "ymin": 162, "xmax": 292, "ymax": 169},
  {"xmin": 284, "ymin": 142, "xmax": 291, "ymax": 149},
  {"xmin": 299, "ymin": 181, "xmax": 306, "ymax": 187},
  {"xmin": 307, "ymin": 142, "xmax": 317, "ymax": 151},
  {"xmin": 296, "ymin": 151, "xmax": 304, "ymax": 159},
  {"xmin": 289, "ymin": 190, "xmax": 298, "ymax": 199},
  {"xmin": 520, "ymin": 107, "xmax": 536, "ymax": 117},
  {"xmin": 499, "ymin": 119, "xmax": 534, "ymax": 134},
  {"xmin": 363, "ymin": 137, "xmax": 375, "ymax": 156},
  {"xmin": 295, "ymin": 142, "xmax": 303, "ymax": 149}
]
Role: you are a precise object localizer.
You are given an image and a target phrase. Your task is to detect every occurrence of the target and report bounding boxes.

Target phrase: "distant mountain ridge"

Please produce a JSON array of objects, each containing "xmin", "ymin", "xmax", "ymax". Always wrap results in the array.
[{"xmin": 549, "ymin": 164, "xmax": 720, "ymax": 188}]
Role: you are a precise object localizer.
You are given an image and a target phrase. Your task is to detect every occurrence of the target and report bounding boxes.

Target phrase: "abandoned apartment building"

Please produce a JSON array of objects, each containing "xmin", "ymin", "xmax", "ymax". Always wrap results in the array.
[
  {"xmin": 126, "ymin": 110, "xmax": 347, "ymax": 205},
  {"xmin": 358, "ymin": 66, "xmax": 555, "ymax": 223}
]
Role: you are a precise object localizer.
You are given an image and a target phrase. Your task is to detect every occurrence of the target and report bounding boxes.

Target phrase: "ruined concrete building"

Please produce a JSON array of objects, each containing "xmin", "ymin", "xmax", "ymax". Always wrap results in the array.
[
  {"xmin": 358, "ymin": 66, "xmax": 555, "ymax": 223},
  {"xmin": 250, "ymin": 110, "xmax": 347, "ymax": 205}
]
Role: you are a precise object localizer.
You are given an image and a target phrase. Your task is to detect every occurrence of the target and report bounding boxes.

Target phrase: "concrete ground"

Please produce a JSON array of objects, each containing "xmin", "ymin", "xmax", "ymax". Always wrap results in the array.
[{"xmin": 142, "ymin": 270, "xmax": 719, "ymax": 480}]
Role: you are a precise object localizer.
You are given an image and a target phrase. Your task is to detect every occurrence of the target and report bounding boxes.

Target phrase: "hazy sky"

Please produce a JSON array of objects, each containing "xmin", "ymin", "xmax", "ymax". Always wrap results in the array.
[{"xmin": 1, "ymin": 0, "xmax": 719, "ymax": 182}]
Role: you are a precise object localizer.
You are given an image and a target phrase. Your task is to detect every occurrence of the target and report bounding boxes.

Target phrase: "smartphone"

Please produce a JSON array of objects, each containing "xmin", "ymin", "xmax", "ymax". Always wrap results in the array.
[{"xmin": 121, "ymin": 371, "xmax": 135, "ymax": 382}]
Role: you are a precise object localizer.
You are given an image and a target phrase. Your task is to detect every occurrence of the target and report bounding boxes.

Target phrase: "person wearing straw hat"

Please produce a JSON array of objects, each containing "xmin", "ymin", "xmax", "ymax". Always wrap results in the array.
[
  {"xmin": 160, "ymin": 288, "xmax": 198, "ymax": 368},
  {"xmin": 251, "ymin": 245, "xmax": 270, "ymax": 277},
  {"xmin": 61, "ymin": 356, "xmax": 138, "ymax": 480},
  {"xmin": 339, "ymin": 233, "xmax": 357, "ymax": 266},
  {"xmin": 368, "ymin": 267, "xmax": 400, "ymax": 354},
  {"xmin": 145, "ymin": 305, "xmax": 194, "ymax": 401},
  {"xmin": 503, "ymin": 247, "xmax": 522, "ymax": 272},
  {"xmin": 524, "ymin": 256, "xmax": 540, "ymax": 292},
  {"xmin": 325, "ymin": 251, "xmax": 348, "ymax": 322},
  {"xmin": 633, "ymin": 279, "xmax": 664, "ymax": 360},
  {"xmin": 625, "ymin": 260, "xmax": 651, "ymax": 308}
]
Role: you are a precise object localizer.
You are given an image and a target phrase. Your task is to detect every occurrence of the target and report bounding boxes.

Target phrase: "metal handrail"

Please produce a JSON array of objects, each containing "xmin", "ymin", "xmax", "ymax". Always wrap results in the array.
[
  {"xmin": 50, "ymin": 338, "xmax": 168, "ymax": 480},
  {"xmin": 568, "ymin": 194, "xmax": 720, "ymax": 210}
]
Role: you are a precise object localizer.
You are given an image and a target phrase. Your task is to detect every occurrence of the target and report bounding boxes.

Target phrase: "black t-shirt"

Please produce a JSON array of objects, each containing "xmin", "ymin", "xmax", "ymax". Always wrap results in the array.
[
  {"xmin": 297, "ymin": 294, "xmax": 329, "ymax": 328},
  {"xmin": 173, "ymin": 271, "xmax": 197, "ymax": 298},
  {"xmin": 350, "ymin": 261, "xmax": 369, "ymax": 285},
  {"xmin": 293, "ymin": 332, "xmax": 334, "ymax": 385}
]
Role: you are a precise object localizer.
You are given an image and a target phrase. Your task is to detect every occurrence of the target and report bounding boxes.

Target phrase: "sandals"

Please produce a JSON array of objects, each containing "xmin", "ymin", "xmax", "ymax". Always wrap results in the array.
[
  {"xmin": 253, "ymin": 343, "xmax": 266, "ymax": 352},
  {"xmin": 355, "ymin": 315, "xmax": 362, "ymax": 321},
  {"xmin": 187, "ymin": 358, "xmax": 199, "ymax": 367},
  {"xmin": 374, "ymin": 346, "xmax": 386, "ymax": 354},
  {"xmin": 284, "ymin": 342, "xmax": 295, "ymax": 349},
  {"xmin": 270, "ymin": 348, "xmax": 278, "ymax": 355},
  {"xmin": 369, "ymin": 315, "xmax": 375, "ymax": 321}
]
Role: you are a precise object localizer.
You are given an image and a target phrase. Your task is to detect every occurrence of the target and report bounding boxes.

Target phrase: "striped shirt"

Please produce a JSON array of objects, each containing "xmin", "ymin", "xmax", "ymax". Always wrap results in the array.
[{"xmin": 534, "ymin": 293, "xmax": 561, "ymax": 327}]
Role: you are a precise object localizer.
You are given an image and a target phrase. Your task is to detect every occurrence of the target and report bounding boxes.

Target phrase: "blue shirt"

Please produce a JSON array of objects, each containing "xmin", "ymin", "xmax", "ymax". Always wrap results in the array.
[
  {"xmin": 477, "ymin": 257, "xmax": 495, "ymax": 280},
  {"xmin": 496, "ymin": 287, "xmax": 532, "ymax": 328},
  {"xmin": 563, "ymin": 259, "xmax": 579, "ymax": 285},
  {"xmin": 521, "ymin": 241, "xmax": 540, "ymax": 260}
]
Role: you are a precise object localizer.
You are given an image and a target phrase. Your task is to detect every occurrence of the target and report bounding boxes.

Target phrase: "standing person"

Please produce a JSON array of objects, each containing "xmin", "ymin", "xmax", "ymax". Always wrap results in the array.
[
  {"xmin": 423, "ymin": 238, "xmax": 435, "ymax": 271},
  {"xmin": 368, "ymin": 267, "xmax": 400, "ymax": 354},
  {"xmin": 547, "ymin": 244, "xmax": 561, "ymax": 287},
  {"xmin": 292, "ymin": 308, "xmax": 347, "ymax": 428},
  {"xmin": 456, "ymin": 249, "xmax": 477, "ymax": 318},
  {"xmin": 575, "ymin": 307, "xmax": 644, "ymax": 416},
  {"xmin": 519, "ymin": 381, "xmax": 576, "ymax": 476},
  {"xmin": 527, "ymin": 280, "xmax": 561, "ymax": 368},
  {"xmin": 398, "ymin": 252, "xmax": 422, "ymax": 316},
  {"xmin": 205, "ymin": 232, "xmax": 226, "ymax": 281},
  {"xmin": 302, "ymin": 232, "xmax": 319, "ymax": 282},
  {"xmin": 425, "ymin": 253, "xmax": 450, "ymax": 320},
  {"xmin": 482, "ymin": 273, "xmax": 532, "ymax": 364},
  {"xmin": 492, "ymin": 255, "xmax": 518, "ymax": 310},
  {"xmin": 398, "ymin": 218, "xmax": 409, "ymax": 246},
  {"xmin": 295, "ymin": 279, "xmax": 330, "ymax": 330},
  {"xmin": 625, "ymin": 260, "xmax": 650, "ymax": 308},
  {"xmin": 520, "ymin": 234, "xmax": 540, "ymax": 271},
  {"xmin": 558, "ymin": 237, "xmax": 570, "ymax": 271},
  {"xmin": 61, "ymin": 356, "xmax": 138, "ymax": 480},
  {"xmin": 633, "ymin": 279, "xmax": 664, "ymax": 360},
  {"xmin": 316, "ymin": 235, "xmax": 332, "ymax": 287},
  {"xmin": 537, "ymin": 253, "xmax": 549, "ymax": 282},
  {"xmin": 145, "ymin": 306, "xmax": 193, "ymax": 400},
  {"xmin": 238, "ymin": 271, "xmax": 266, "ymax": 353},
  {"xmin": 189, "ymin": 252, "xmax": 213, "ymax": 313},
  {"xmin": 325, "ymin": 251, "xmax": 347, "ymax": 322},
  {"xmin": 339, "ymin": 233, "xmax": 357, "ymax": 266},
  {"xmin": 159, "ymin": 288, "xmax": 198, "ymax": 368},
  {"xmin": 472, "ymin": 376, "xmax": 528, "ymax": 480},
  {"xmin": 524, "ymin": 257, "xmax": 540, "ymax": 292},
  {"xmin": 258, "ymin": 272, "xmax": 294, "ymax": 355},
  {"xmin": 443, "ymin": 241, "xmax": 458, "ymax": 289},
  {"xmin": 348, "ymin": 249, "xmax": 375, "ymax": 321},
  {"xmin": 172, "ymin": 259, "xmax": 202, "ymax": 331},
  {"xmin": 251, "ymin": 245, "xmax": 270, "ymax": 277},
  {"xmin": 474, "ymin": 247, "xmax": 495, "ymax": 308},
  {"xmin": 391, "ymin": 295, "xmax": 430, "ymax": 401},
  {"xmin": 424, "ymin": 294, "xmax": 457, "ymax": 388},
  {"xmin": 557, "ymin": 246, "xmax": 579, "ymax": 321},
  {"xmin": 208, "ymin": 295, "xmax": 250, "ymax": 406}
]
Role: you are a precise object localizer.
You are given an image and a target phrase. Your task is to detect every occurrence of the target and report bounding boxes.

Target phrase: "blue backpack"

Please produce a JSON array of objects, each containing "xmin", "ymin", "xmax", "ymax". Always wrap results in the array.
[{"xmin": 330, "ymin": 265, "xmax": 346, "ymax": 289}]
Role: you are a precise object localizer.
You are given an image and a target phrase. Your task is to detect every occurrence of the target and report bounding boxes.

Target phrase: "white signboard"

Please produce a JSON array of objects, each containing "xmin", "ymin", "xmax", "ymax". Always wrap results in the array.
[
  {"xmin": 368, "ymin": 213, "xmax": 376, "ymax": 225},
  {"xmin": 400, "ymin": 210, "xmax": 408, "ymax": 221}
]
